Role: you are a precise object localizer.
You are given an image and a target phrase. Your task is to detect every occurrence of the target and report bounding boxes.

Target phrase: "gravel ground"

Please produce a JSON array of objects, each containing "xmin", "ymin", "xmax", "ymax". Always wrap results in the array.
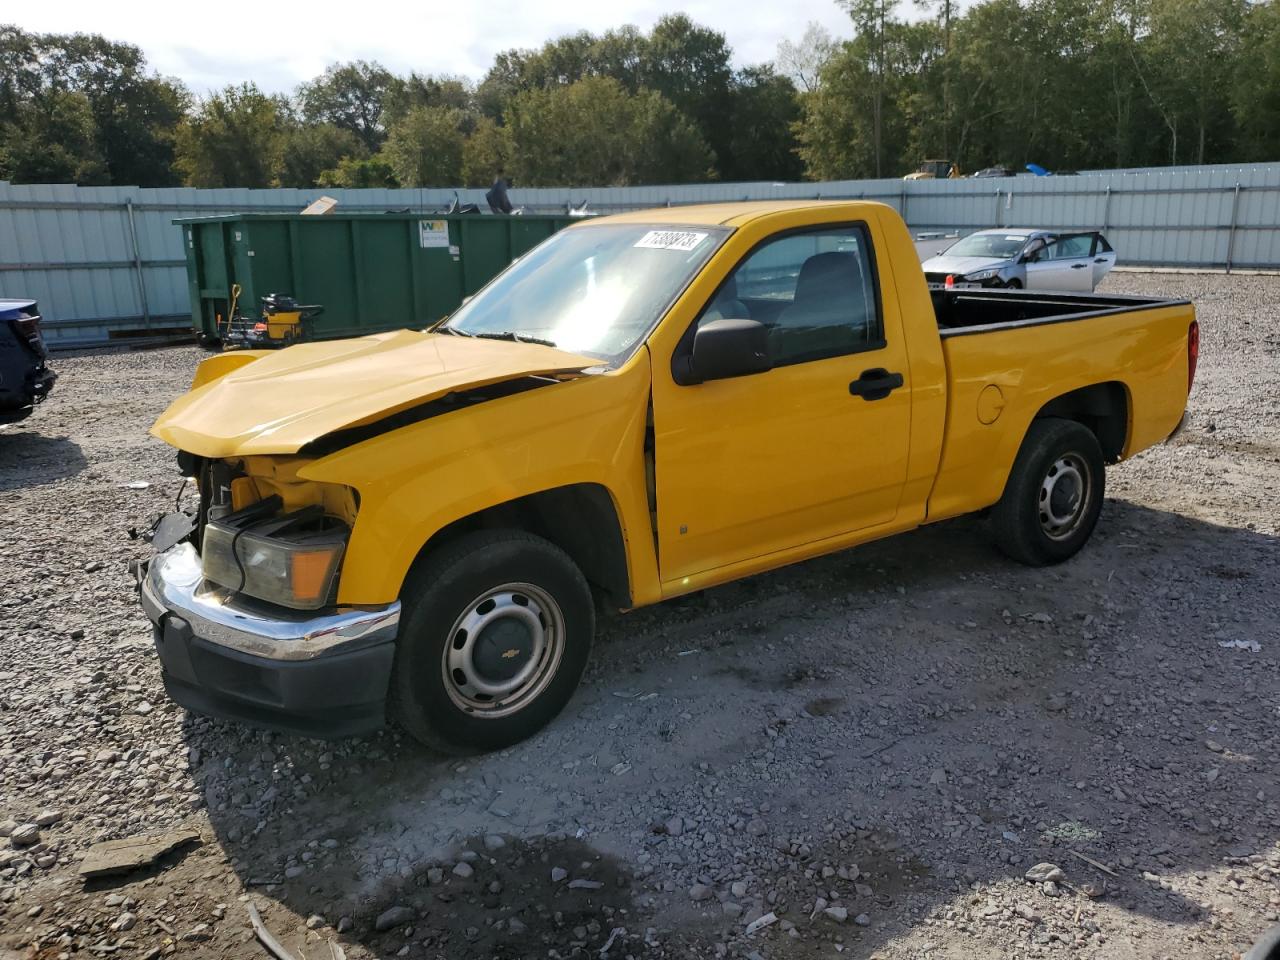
[{"xmin": 1, "ymin": 271, "xmax": 1277, "ymax": 960}]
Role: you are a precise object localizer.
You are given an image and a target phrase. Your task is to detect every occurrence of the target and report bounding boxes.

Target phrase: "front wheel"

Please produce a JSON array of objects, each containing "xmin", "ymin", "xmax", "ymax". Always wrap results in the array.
[
  {"xmin": 1004, "ymin": 278, "xmax": 1023, "ymax": 290},
  {"xmin": 391, "ymin": 530, "xmax": 594, "ymax": 754},
  {"xmin": 989, "ymin": 418, "xmax": 1105, "ymax": 566}
]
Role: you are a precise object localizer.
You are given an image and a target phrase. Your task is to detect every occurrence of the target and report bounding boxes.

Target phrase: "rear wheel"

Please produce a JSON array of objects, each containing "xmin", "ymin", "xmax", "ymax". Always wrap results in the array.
[
  {"xmin": 989, "ymin": 418, "xmax": 1105, "ymax": 566},
  {"xmin": 391, "ymin": 530, "xmax": 594, "ymax": 754}
]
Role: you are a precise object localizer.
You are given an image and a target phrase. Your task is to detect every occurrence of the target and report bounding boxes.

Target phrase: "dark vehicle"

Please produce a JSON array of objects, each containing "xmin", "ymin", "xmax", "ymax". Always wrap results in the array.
[
  {"xmin": 971, "ymin": 166, "xmax": 1015, "ymax": 178},
  {"xmin": 0, "ymin": 299, "xmax": 56, "ymax": 424}
]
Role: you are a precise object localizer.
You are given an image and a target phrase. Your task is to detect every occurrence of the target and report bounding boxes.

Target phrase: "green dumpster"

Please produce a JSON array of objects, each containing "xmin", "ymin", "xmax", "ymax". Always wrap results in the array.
[{"xmin": 175, "ymin": 212, "xmax": 579, "ymax": 344}]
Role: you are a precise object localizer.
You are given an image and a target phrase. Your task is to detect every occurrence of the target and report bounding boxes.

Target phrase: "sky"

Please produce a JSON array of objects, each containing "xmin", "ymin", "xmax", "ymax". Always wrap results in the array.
[{"xmin": 15, "ymin": 0, "xmax": 856, "ymax": 96}]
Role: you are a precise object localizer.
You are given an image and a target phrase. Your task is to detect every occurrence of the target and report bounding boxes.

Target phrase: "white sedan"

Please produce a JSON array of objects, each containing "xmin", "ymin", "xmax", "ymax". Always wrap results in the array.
[{"xmin": 920, "ymin": 229, "xmax": 1117, "ymax": 291}]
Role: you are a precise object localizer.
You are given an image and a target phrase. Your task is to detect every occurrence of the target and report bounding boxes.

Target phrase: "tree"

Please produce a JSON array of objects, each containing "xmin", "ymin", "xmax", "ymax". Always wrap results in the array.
[
  {"xmin": 0, "ymin": 89, "xmax": 106, "ymax": 184},
  {"xmin": 381, "ymin": 106, "xmax": 466, "ymax": 186},
  {"xmin": 280, "ymin": 123, "xmax": 365, "ymax": 188},
  {"xmin": 776, "ymin": 22, "xmax": 837, "ymax": 92},
  {"xmin": 641, "ymin": 14, "xmax": 734, "ymax": 168},
  {"xmin": 840, "ymin": 0, "xmax": 900, "ymax": 177},
  {"xmin": 175, "ymin": 83, "xmax": 288, "ymax": 188},
  {"xmin": 317, "ymin": 155, "xmax": 398, "ymax": 188},
  {"xmin": 723, "ymin": 66, "xmax": 803, "ymax": 181},
  {"xmin": 462, "ymin": 117, "xmax": 511, "ymax": 187},
  {"xmin": 504, "ymin": 76, "xmax": 712, "ymax": 185},
  {"xmin": 298, "ymin": 60, "xmax": 394, "ymax": 151},
  {"xmin": 0, "ymin": 26, "xmax": 188, "ymax": 186},
  {"xmin": 1137, "ymin": 0, "xmax": 1245, "ymax": 163},
  {"xmin": 1233, "ymin": 0, "xmax": 1280, "ymax": 159},
  {"xmin": 795, "ymin": 43, "xmax": 878, "ymax": 179},
  {"xmin": 382, "ymin": 73, "xmax": 474, "ymax": 128}
]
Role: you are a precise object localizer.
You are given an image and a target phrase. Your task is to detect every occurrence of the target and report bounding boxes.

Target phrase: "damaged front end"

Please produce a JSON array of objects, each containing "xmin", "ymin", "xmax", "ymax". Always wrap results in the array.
[{"xmin": 136, "ymin": 452, "xmax": 398, "ymax": 738}]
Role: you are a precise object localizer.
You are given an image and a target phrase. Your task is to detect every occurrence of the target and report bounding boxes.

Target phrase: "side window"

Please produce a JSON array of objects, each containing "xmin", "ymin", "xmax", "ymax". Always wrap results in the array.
[
  {"xmin": 695, "ymin": 225, "xmax": 881, "ymax": 367},
  {"xmin": 1046, "ymin": 235, "xmax": 1092, "ymax": 260}
]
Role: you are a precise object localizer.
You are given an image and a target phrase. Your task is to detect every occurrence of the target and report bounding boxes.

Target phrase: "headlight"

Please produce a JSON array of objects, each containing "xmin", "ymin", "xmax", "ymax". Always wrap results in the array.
[
  {"xmin": 202, "ymin": 502, "xmax": 348, "ymax": 611},
  {"xmin": 966, "ymin": 268, "xmax": 1000, "ymax": 282}
]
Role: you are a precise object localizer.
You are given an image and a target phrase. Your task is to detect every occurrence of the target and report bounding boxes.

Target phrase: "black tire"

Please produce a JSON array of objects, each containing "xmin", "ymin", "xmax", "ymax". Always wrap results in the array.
[
  {"xmin": 1005, "ymin": 278, "xmax": 1023, "ymax": 289},
  {"xmin": 391, "ymin": 530, "xmax": 594, "ymax": 754},
  {"xmin": 989, "ymin": 418, "xmax": 1105, "ymax": 566}
]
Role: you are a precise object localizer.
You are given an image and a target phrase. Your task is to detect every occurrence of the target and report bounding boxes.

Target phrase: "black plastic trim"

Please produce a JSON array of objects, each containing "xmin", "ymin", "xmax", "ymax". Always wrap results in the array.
[{"xmin": 938, "ymin": 294, "xmax": 1192, "ymax": 339}]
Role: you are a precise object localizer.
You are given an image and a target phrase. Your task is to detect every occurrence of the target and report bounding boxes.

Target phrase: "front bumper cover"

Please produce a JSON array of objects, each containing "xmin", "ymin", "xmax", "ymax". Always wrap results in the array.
[{"xmin": 138, "ymin": 541, "xmax": 400, "ymax": 738}]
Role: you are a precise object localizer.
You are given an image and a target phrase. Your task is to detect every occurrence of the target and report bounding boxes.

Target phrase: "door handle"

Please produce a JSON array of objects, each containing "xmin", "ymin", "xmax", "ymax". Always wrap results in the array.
[
  {"xmin": 849, "ymin": 368, "xmax": 904, "ymax": 401},
  {"xmin": 1094, "ymin": 257, "xmax": 1107, "ymax": 263},
  {"xmin": 1070, "ymin": 263, "xmax": 1088, "ymax": 269}
]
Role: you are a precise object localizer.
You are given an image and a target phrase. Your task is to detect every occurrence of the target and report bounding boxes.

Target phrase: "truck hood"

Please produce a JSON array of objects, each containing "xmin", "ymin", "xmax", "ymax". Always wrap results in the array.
[
  {"xmin": 921, "ymin": 254, "xmax": 1010, "ymax": 276},
  {"xmin": 151, "ymin": 330, "xmax": 596, "ymax": 458}
]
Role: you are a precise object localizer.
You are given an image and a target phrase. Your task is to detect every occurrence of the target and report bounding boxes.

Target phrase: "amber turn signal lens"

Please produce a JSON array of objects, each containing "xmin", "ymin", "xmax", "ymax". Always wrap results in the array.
[{"xmin": 290, "ymin": 549, "xmax": 339, "ymax": 604}]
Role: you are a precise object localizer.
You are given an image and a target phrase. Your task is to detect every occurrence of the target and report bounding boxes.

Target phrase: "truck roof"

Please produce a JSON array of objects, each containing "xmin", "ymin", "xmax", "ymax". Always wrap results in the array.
[{"xmin": 594, "ymin": 199, "xmax": 888, "ymax": 228}]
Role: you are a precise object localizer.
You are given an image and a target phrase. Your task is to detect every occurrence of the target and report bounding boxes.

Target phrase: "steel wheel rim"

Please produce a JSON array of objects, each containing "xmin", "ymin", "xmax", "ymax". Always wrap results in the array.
[
  {"xmin": 1039, "ymin": 452, "xmax": 1091, "ymax": 540},
  {"xmin": 441, "ymin": 582, "xmax": 565, "ymax": 717}
]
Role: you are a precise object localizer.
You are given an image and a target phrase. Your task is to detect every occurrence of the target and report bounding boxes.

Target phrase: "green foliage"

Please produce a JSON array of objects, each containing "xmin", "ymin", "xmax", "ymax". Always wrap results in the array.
[
  {"xmin": 724, "ymin": 67, "xmax": 804, "ymax": 181},
  {"xmin": 174, "ymin": 83, "xmax": 288, "ymax": 188},
  {"xmin": 3, "ymin": 4, "xmax": 1279, "ymax": 191},
  {"xmin": 381, "ymin": 106, "xmax": 466, "ymax": 187},
  {"xmin": 0, "ymin": 26, "xmax": 188, "ymax": 186},
  {"xmin": 461, "ymin": 117, "xmax": 512, "ymax": 187},
  {"xmin": 281, "ymin": 123, "xmax": 366, "ymax": 188},
  {"xmin": 0, "ymin": 88, "xmax": 106, "ymax": 184},
  {"xmin": 1234, "ymin": 0, "xmax": 1280, "ymax": 159},
  {"xmin": 382, "ymin": 73, "xmax": 473, "ymax": 128},
  {"xmin": 298, "ymin": 60, "xmax": 394, "ymax": 151},
  {"xmin": 317, "ymin": 155, "xmax": 398, "ymax": 188},
  {"xmin": 503, "ymin": 76, "xmax": 713, "ymax": 186},
  {"xmin": 797, "ymin": 0, "xmax": 1270, "ymax": 178}
]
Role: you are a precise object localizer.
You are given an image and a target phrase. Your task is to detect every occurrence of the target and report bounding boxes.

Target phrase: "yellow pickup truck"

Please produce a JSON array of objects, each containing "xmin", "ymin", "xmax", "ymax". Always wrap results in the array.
[{"xmin": 139, "ymin": 201, "xmax": 1198, "ymax": 752}]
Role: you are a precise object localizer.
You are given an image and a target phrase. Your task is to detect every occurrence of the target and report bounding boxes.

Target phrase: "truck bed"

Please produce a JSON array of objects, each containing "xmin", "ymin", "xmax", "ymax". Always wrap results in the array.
[
  {"xmin": 924, "ymin": 286, "xmax": 1196, "ymax": 525},
  {"xmin": 931, "ymin": 287, "xmax": 1187, "ymax": 335}
]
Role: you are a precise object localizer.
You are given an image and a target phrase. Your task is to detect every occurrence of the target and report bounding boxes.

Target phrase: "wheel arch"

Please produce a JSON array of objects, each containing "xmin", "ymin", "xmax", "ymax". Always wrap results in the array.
[
  {"xmin": 407, "ymin": 483, "xmax": 632, "ymax": 608},
  {"xmin": 1032, "ymin": 380, "xmax": 1129, "ymax": 463}
]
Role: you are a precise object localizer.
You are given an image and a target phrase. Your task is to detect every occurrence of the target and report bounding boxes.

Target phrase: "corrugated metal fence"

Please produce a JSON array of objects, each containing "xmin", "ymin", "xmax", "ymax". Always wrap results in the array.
[{"xmin": 1, "ymin": 161, "xmax": 1277, "ymax": 348}]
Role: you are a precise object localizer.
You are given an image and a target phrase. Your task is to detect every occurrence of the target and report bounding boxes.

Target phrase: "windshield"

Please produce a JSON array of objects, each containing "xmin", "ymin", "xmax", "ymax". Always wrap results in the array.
[
  {"xmin": 944, "ymin": 233, "xmax": 1029, "ymax": 259},
  {"xmin": 441, "ymin": 223, "xmax": 728, "ymax": 362}
]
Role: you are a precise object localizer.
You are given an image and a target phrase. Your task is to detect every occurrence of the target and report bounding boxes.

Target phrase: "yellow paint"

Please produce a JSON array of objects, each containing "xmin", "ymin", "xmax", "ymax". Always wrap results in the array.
[
  {"xmin": 152, "ymin": 330, "xmax": 596, "ymax": 459},
  {"xmin": 976, "ymin": 384, "xmax": 1005, "ymax": 424},
  {"xmin": 150, "ymin": 200, "xmax": 1194, "ymax": 610}
]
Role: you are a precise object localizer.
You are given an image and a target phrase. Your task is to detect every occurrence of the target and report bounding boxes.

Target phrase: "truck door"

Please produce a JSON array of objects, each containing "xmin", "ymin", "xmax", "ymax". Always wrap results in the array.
[{"xmin": 651, "ymin": 222, "xmax": 913, "ymax": 585}]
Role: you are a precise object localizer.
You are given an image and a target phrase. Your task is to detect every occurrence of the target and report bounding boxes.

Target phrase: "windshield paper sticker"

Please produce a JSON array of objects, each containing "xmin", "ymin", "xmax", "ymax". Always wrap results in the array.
[
  {"xmin": 634, "ymin": 230, "xmax": 708, "ymax": 251},
  {"xmin": 419, "ymin": 219, "xmax": 450, "ymax": 248}
]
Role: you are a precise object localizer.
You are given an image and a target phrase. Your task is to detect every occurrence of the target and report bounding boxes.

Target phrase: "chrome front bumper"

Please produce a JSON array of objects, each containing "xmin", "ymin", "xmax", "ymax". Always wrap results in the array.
[
  {"xmin": 138, "ymin": 542, "xmax": 400, "ymax": 738},
  {"xmin": 140, "ymin": 542, "xmax": 400, "ymax": 661}
]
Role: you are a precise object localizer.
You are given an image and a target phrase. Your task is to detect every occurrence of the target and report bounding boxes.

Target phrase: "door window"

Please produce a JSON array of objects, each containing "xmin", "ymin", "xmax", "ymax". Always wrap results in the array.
[
  {"xmin": 1043, "ymin": 234, "xmax": 1093, "ymax": 260},
  {"xmin": 695, "ymin": 226, "xmax": 882, "ymax": 367}
]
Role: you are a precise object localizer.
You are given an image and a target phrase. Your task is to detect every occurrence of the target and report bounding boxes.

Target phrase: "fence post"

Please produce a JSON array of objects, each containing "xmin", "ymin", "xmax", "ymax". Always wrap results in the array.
[
  {"xmin": 900, "ymin": 182, "xmax": 908, "ymax": 224},
  {"xmin": 1102, "ymin": 185, "xmax": 1112, "ymax": 233},
  {"xmin": 1225, "ymin": 182, "xmax": 1242, "ymax": 274},
  {"xmin": 125, "ymin": 199, "xmax": 151, "ymax": 330},
  {"xmin": 994, "ymin": 189, "xmax": 1002, "ymax": 228}
]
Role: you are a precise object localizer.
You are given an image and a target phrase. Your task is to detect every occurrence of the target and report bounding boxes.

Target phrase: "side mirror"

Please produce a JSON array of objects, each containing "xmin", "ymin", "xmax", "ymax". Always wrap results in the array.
[{"xmin": 687, "ymin": 318, "xmax": 771, "ymax": 383}]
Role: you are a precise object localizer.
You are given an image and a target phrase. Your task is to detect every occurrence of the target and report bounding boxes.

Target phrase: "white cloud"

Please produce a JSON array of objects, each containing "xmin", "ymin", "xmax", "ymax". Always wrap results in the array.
[{"xmin": 15, "ymin": 0, "xmax": 854, "ymax": 95}]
